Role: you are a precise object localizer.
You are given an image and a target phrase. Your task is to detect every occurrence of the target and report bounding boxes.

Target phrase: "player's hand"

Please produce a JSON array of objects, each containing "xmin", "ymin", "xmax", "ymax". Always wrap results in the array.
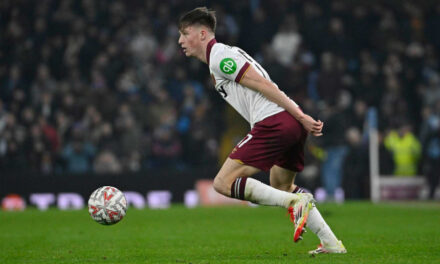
[{"xmin": 300, "ymin": 114, "xmax": 324, "ymax": 137}]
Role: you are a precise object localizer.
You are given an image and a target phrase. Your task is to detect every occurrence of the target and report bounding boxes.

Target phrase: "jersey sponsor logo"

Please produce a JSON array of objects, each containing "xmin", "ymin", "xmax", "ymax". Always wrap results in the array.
[{"xmin": 220, "ymin": 58, "xmax": 237, "ymax": 74}]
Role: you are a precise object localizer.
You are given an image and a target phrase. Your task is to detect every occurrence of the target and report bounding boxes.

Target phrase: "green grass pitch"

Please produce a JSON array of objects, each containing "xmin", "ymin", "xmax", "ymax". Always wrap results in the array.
[{"xmin": 1, "ymin": 202, "xmax": 439, "ymax": 264}]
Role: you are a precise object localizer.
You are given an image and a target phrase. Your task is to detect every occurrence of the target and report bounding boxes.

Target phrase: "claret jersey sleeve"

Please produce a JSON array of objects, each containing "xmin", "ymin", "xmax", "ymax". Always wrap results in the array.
[{"xmin": 209, "ymin": 44, "xmax": 250, "ymax": 83}]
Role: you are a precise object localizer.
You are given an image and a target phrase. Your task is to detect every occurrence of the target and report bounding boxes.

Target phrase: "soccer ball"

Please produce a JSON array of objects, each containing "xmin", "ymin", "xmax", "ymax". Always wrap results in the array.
[{"xmin": 88, "ymin": 186, "xmax": 127, "ymax": 225}]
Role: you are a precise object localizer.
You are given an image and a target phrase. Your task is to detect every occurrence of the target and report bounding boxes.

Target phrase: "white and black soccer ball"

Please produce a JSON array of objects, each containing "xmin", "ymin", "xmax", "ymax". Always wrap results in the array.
[{"xmin": 88, "ymin": 186, "xmax": 127, "ymax": 225}]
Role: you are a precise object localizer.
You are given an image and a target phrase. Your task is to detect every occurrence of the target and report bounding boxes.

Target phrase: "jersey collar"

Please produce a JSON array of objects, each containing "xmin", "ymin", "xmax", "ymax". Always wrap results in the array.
[{"xmin": 206, "ymin": 38, "xmax": 217, "ymax": 65}]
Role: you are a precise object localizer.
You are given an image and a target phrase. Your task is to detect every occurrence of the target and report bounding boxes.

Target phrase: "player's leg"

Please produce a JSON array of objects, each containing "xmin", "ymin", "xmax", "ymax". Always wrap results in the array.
[
  {"xmin": 218, "ymin": 111, "xmax": 313, "ymax": 241},
  {"xmin": 212, "ymin": 158, "xmax": 310, "ymax": 208},
  {"xmin": 270, "ymin": 165, "xmax": 296, "ymax": 192},
  {"xmin": 270, "ymin": 165, "xmax": 346, "ymax": 253},
  {"xmin": 269, "ymin": 165, "xmax": 307, "ymax": 193},
  {"xmin": 269, "ymin": 165, "xmax": 313, "ymax": 242}
]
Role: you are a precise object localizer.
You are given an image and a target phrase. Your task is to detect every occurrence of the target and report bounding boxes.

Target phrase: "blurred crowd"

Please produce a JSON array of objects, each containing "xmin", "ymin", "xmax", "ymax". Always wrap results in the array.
[
  {"xmin": 0, "ymin": 0, "xmax": 223, "ymax": 174},
  {"xmin": 1, "ymin": 0, "xmax": 439, "ymax": 198}
]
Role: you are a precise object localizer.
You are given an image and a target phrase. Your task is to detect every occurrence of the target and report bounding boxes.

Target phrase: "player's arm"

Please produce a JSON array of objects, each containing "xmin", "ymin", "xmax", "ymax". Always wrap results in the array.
[{"xmin": 239, "ymin": 65, "xmax": 323, "ymax": 136}]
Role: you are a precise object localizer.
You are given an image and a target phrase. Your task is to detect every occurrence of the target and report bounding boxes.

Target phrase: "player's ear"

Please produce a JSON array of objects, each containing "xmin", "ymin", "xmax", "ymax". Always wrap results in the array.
[{"xmin": 199, "ymin": 28, "xmax": 209, "ymax": 41}]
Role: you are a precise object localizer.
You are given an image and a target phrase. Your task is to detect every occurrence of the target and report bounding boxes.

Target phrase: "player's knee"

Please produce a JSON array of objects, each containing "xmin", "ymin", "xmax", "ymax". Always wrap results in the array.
[{"xmin": 213, "ymin": 176, "xmax": 229, "ymax": 196}]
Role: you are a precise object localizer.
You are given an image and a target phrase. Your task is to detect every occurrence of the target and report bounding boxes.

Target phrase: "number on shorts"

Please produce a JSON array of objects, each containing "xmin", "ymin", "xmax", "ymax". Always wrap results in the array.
[{"xmin": 237, "ymin": 134, "xmax": 253, "ymax": 148}]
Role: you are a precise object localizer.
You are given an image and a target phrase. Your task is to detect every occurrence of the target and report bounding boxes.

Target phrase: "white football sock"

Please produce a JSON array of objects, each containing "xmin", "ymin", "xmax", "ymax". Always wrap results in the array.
[
  {"xmin": 307, "ymin": 204, "xmax": 339, "ymax": 247},
  {"xmin": 236, "ymin": 177, "xmax": 299, "ymax": 208}
]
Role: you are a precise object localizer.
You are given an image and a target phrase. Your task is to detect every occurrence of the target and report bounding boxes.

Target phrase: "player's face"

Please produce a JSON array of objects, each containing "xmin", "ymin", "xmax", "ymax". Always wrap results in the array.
[{"xmin": 178, "ymin": 26, "xmax": 202, "ymax": 57}]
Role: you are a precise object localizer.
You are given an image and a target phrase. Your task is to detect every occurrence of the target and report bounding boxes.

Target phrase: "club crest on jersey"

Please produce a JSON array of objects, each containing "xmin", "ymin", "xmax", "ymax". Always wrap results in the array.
[{"xmin": 220, "ymin": 58, "xmax": 237, "ymax": 74}]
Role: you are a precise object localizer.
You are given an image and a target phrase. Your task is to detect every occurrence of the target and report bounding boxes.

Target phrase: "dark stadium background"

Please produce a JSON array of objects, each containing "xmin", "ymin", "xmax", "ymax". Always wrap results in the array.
[{"xmin": 1, "ymin": 0, "xmax": 440, "ymax": 205}]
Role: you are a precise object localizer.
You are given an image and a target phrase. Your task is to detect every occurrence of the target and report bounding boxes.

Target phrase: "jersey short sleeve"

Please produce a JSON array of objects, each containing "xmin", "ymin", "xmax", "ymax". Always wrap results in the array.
[{"xmin": 210, "ymin": 44, "xmax": 250, "ymax": 83}]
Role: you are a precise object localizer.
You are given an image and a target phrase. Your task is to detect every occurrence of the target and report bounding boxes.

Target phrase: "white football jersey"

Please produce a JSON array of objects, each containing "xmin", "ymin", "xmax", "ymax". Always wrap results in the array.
[{"xmin": 207, "ymin": 39, "xmax": 294, "ymax": 128}]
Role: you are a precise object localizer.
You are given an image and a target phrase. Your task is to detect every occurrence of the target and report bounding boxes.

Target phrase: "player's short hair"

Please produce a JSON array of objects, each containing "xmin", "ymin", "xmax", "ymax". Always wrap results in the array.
[{"xmin": 178, "ymin": 7, "xmax": 216, "ymax": 33}]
